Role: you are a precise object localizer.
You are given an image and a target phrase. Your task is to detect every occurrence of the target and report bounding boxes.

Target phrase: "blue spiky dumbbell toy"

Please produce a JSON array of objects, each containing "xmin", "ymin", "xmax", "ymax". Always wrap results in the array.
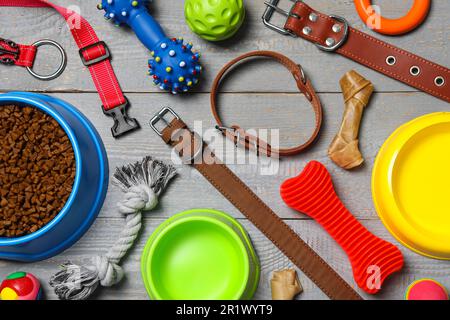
[{"xmin": 97, "ymin": 0, "xmax": 202, "ymax": 94}]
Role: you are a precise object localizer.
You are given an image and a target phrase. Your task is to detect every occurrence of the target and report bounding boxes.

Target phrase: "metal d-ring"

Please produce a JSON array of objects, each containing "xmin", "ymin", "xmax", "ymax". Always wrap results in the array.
[
  {"xmin": 150, "ymin": 107, "xmax": 180, "ymax": 136},
  {"xmin": 26, "ymin": 39, "xmax": 67, "ymax": 81},
  {"xmin": 315, "ymin": 15, "xmax": 349, "ymax": 52}
]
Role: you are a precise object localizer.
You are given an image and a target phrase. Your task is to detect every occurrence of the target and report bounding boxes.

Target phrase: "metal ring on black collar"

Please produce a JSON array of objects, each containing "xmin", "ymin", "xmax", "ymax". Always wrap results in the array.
[{"xmin": 26, "ymin": 39, "xmax": 67, "ymax": 81}]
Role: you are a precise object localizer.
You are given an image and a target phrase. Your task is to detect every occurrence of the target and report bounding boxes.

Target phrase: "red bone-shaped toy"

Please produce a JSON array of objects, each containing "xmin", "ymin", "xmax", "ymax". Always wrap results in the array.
[{"xmin": 280, "ymin": 161, "xmax": 404, "ymax": 294}]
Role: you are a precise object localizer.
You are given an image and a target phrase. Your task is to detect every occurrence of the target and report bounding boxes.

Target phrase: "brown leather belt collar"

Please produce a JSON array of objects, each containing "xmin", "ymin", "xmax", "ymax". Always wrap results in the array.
[
  {"xmin": 263, "ymin": 0, "xmax": 450, "ymax": 103},
  {"xmin": 150, "ymin": 107, "xmax": 363, "ymax": 300},
  {"xmin": 211, "ymin": 51, "xmax": 323, "ymax": 157}
]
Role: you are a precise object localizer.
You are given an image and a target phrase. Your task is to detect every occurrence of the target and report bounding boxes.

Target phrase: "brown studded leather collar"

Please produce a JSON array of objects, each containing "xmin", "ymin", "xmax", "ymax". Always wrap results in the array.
[
  {"xmin": 210, "ymin": 51, "xmax": 323, "ymax": 157},
  {"xmin": 263, "ymin": 0, "xmax": 450, "ymax": 103}
]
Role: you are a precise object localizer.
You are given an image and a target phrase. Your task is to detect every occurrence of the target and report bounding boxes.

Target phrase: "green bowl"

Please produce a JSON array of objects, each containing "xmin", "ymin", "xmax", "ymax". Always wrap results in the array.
[{"xmin": 141, "ymin": 209, "xmax": 260, "ymax": 300}]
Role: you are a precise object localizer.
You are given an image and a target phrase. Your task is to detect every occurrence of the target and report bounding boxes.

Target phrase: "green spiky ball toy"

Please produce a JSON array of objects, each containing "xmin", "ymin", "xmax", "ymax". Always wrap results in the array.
[{"xmin": 185, "ymin": 0, "xmax": 245, "ymax": 42}]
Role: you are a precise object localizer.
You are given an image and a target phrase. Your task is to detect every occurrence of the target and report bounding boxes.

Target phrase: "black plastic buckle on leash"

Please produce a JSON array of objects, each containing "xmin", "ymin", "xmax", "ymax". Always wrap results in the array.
[
  {"xmin": 0, "ymin": 38, "xmax": 19, "ymax": 65},
  {"xmin": 78, "ymin": 41, "xmax": 139, "ymax": 138},
  {"xmin": 102, "ymin": 97, "xmax": 140, "ymax": 138}
]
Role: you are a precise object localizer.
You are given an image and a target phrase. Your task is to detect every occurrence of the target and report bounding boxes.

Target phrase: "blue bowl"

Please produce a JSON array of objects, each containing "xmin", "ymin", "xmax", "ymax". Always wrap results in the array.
[{"xmin": 0, "ymin": 92, "xmax": 109, "ymax": 262}]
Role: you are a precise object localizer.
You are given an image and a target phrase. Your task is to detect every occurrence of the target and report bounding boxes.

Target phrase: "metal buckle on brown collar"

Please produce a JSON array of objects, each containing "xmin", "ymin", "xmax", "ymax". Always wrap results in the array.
[
  {"xmin": 262, "ymin": 0, "xmax": 349, "ymax": 52},
  {"xmin": 150, "ymin": 107, "xmax": 204, "ymax": 164},
  {"xmin": 262, "ymin": 0, "xmax": 300, "ymax": 37},
  {"xmin": 0, "ymin": 38, "xmax": 19, "ymax": 65},
  {"xmin": 150, "ymin": 107, "xmax": 180, "ymax": 136}
]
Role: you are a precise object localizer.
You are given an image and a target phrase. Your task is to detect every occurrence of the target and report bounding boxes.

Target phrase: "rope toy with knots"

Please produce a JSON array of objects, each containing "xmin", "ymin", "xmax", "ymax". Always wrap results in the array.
[{"xmin": 49, "ymin": 156, "xmax": 177, "ymax": 300}]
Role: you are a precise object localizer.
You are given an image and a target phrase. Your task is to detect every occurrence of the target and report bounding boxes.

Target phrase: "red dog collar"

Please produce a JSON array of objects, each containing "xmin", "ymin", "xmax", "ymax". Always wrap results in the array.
[{"xmin": 0, "ymin": 0, "xmax": 139, "ymax": 138}]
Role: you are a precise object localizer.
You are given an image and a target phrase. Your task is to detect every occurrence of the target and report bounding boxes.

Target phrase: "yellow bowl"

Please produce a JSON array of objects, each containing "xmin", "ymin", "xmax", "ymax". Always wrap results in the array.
[{"xmin": 372, "ymin": 112, "xmax": 450, "ymax": 260}]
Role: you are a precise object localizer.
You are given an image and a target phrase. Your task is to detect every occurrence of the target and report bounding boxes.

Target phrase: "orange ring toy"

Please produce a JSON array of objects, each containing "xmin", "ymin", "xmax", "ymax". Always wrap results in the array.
[{"xmin": 354, "ymin": 0, "xmax": 431, "ymax": 35}]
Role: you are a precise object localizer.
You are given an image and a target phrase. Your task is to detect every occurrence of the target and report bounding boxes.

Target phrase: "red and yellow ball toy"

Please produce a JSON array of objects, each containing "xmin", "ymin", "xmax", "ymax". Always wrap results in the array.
[{"xmin": 0, "ymin": 272, "xmax": 42, "ymax": 300}]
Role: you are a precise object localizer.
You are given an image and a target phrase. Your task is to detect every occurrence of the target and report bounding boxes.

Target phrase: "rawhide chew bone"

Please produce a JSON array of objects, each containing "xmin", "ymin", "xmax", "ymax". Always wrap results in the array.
[
  {"xmin": 280, "ymin": 161, "xmax": 404, "ymax": 294},
  {"xmin": 98, "ymin": 0, "xmax": 201, "ymax": 94},
  {"xmin": 271, "ymin": 269, "xmax": 303, "ymax": 300},
  {"xmin": 328, "ymin": 70, "xmax": 374, "ymax": 169},
  {"xmin": 1, "ymin": 272, "xmax": 42, "ymax": 300}
]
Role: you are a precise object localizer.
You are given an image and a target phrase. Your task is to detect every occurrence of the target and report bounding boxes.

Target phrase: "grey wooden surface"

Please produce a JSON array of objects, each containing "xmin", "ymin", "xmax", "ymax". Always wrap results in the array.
[{"xmin": 0, "ymin": 0, "xmax": 449, "ymax": 300}]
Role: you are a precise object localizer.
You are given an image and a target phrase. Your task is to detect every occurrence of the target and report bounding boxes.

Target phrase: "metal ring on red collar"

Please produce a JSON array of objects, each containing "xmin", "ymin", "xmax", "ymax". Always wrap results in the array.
[{"xmin": 26, "ymin": 39, "xmax": 67, "ymax": 81}]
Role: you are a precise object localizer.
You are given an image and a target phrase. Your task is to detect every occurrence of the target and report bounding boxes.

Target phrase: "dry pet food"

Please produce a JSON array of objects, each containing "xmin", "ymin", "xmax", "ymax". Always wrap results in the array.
[{"xmin": 0, "ymin": 105, "xmax": 75, "ymax": 237}]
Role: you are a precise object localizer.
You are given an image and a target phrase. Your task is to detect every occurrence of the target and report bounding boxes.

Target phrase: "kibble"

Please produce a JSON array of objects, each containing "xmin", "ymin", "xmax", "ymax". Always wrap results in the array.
[{"xmin": 0, "ymin": 105, "xmax": 76, "ymax": 237}]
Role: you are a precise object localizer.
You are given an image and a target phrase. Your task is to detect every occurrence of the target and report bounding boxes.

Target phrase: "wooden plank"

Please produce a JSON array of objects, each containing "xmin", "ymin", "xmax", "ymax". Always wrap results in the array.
[
  {"xmin": 1, "ymin": 0, "xmax": 449, "ymax": 302},
  {"xmin": 0, "ymin": 91, "xmax": 445, "ymax": 220},
  {"xmin": 1, "ymin": 218, "xmax": 448, "ymax": 300},
  {"xmin": 0, "ymin": 0, "xmax": 448, "ymax": 93}
]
